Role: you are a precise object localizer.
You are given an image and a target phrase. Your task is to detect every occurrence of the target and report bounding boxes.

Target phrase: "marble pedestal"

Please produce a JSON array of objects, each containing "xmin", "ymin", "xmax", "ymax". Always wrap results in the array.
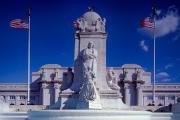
[
  {"xmin": 59, "ymin": 92, "xmax": 79, "ymax": 109},
  {"xmin": 100, "ymin": 91, "xmax": 128, "ymax": 109},
  {"xmin": 59, "ymin": 91, "xmax": 102, "ymax": 109},
  {"xmin": 59, "ymin": 90, "xmax": 127, "ymax": 110},
  {"xmin": 76, "ymin": 101, "xmax": 102, "ymax": 109}
]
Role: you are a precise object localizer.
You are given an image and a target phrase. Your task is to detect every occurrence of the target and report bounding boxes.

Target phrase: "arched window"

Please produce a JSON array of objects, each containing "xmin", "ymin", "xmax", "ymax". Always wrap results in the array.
[
  {"xmin": 9, "ymin": 95, "xmax": 15, "ymax": 100},
  {"xmin": 20, "ymin": 103, "xmax": 25, "ymax": 105},
  {"xmin": 168, "ymin": 96, "xmax": 175, "ymax": 100},
  {"xmin": 20, "ymin": 95, "xmax": 26, "ymax": 99},
  {"xmin": 147, "ymin": 103, "xmax": 152, "ymax": 106},
  {"xmin": 30, "ymin": 102, "xmax": 34, "ymax": 105},
  {"xmin": 158, "ymin": 103, "xmax": 163, "ymax": 106},
  {"xmin": 50, "ymin": 73, "xmax": 56, "ymax": 80},
  {"xmin": 157, "ymin": 96, "xmax": 165, "ymax": 100},
  {"xmin": 10, "ymin": 103, "xmax": 14, "ymax": 105}
]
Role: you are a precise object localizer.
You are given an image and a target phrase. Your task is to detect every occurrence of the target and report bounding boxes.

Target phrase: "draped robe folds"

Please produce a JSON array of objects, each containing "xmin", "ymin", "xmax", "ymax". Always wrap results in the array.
[
  {"xmin": 79, "ymin": 71, "xmax": 96, "ymax": 102},
  {"xmin": 79, "ymin": 47, "xmax": 98, "ymax": 102},
  {"xmin": 81, "ymin": 47, "xmax": 97, "ymax": 77}
]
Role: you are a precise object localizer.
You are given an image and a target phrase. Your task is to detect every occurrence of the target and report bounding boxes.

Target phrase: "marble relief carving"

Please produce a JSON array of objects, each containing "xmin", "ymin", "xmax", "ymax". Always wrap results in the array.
[
  {"xmin": 106, "ymin": 69, "xmax": 120, "ymax": 90},
  {"xmin": 78, "ymin": 42, "xmax": 99, "ymax": 102}
]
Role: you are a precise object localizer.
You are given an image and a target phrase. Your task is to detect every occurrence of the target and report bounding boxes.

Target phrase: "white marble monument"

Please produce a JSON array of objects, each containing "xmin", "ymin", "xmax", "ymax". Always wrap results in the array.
[
  {"xmin": 1, "ymin": 7, "xmax": 180, "ymax": 120},
  {"xmin": 76, "ymin": 42, "xmax": 102, "ymax": 109},
  {"xmin": 59, "ymin": 7, "xmax": 126, "ymax": 110}
]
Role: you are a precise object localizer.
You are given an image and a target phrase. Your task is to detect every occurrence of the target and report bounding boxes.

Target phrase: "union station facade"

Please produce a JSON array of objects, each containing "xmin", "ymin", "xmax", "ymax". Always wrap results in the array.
[
  {"xmin": 0, "ymin": 9, "xmax": 179, "ymax": 111},
  {"xmin": 0, "ymin": 64, "xmax": 179, "ymax": 108}
]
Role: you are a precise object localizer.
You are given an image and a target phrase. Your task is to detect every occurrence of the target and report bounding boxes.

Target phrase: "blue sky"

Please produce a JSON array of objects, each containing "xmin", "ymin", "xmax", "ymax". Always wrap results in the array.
[{"xmin": 0, "ymin": 0, "xmax": 180, "ymax": 83}]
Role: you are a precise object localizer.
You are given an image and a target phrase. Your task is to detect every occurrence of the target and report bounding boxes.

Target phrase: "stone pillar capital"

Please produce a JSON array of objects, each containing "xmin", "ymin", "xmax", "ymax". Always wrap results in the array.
[
  {"xmin": 124, "ymin": 83, "xmax": 130, "ymax": 89},
  {"xmin": 54, "ymin": 83, "xmax": 60, "ymax": 89},
  {"xmin": 41, "ymin": 83, "xmax": 48, "ymax": 89},
  {"xmin": 136, "ymin": 84, "xmax": 141, "ymax": 89}
]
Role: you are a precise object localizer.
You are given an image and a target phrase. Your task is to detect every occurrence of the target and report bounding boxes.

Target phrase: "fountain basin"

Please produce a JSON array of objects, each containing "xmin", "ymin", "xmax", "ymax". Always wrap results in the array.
[
  {"xmin": 0, "ymin": 112, "xmax": 27, "ymax": 120},
  {"xmin": 28, "ymin": 110, "xmax": 152, "ymax": 120},
  {"xmin": 0, "ymin": 110, "xmax": 177, "ymax": 120}
]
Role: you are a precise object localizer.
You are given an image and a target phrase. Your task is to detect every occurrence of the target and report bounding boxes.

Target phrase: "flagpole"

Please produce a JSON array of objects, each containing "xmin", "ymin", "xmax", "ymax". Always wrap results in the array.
[
  {"xmin": 27, "ymin": 8, "xmax": 31, "ymax": 104},
  {"xmin": 152, "ymin": 10, "xmax": 156, "ymax": 105}
]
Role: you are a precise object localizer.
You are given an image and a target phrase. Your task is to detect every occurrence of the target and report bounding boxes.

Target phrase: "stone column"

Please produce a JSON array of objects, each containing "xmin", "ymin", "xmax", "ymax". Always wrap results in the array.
[
  {"xmin": 40, "ymin": 82, "xmax": 49, "ymax": 105},
  {"xmin": 4, "ymin": 96, "xmax": 7, "ymax": 103},
  {"xmin": 54, "ymin": 83, "xmax": 60, "ymax": 103},
  {"xmin": 15, "ymin": 95, "xmax": 18, "ymax": 105},
  {"xmin": 175, "ymin": 96, "xmax": 178, "ymax": 104},
  {"xmin": 136, "ymin": 84, "xmax": 142, "ymax": 106},
  {"xmin": 124, "ymin": 83, "xmax": 130, "ymax": 105},
  {"xmin": 55, "ymin": 70, "xmax": 58, "ymax": 79},
  {"xmin": 42, "ymin": 69, "xmax": 47, "ymax": 80}
]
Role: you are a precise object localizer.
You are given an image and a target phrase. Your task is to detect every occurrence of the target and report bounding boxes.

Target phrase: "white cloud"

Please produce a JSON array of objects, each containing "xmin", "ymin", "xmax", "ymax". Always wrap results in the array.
[
  {"xmin": 156, "ymin": 9, "xmax": 180, "ymax": 37},
  {"xmin": 165, "ymin": 63, "xmax": 174, "ymax": 69},
  {"xmin": 138, "ymin": 6, "xmax": 180, "ymax": 38},
  {"xmin": 173, "ymin": 31, "xmax": 180, "ymax": 42},
  {"xmin": 160, "ymin": 78, "xmax": 171, "ymax": 82},
  {"xmin": 156, "ymin": 72, "xmax": 170, "ymax": 78},
  {"xmin": 156, "ymin": 72, "xmax": 171, "ymax": 82},
  {"xmin": 140, "ymin": 40, "xmax": 148, "ymax": 52}
]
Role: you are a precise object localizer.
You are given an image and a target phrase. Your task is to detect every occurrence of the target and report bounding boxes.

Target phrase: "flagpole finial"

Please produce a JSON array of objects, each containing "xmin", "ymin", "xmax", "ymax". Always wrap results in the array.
[
  {"xmin": 28, "ymin": 8, "xmax": 32, "ymax": 16},
  {"xmin": 152, "ymin": 6, "xmax": 157, "ymax": 17}
]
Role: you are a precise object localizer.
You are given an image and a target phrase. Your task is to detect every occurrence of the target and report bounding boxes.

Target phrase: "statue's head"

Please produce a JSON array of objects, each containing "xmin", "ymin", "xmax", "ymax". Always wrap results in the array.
[{"xmin": 87, "ymin": 41, "xmax": 94, "ymax": 49}]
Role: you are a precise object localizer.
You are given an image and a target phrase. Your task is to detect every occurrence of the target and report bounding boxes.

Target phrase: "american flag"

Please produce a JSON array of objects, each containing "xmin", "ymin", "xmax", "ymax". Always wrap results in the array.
[
  {"xmin": 10, "ymin": 19, "xmax": 29, "ymax": 29},
  {"xmin": 140, "ymin": 17, "xmax": 155, "ymax": 29}
]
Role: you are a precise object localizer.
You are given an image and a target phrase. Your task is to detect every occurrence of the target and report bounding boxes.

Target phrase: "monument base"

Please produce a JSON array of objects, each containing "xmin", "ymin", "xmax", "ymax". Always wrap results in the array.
[
  {"xmin": 76, "ymin": 100, "xmax": 102, "ymax": 109},
  {"xmin": 59, "ymin": 90, "xmax": 127, "ymax": 110},
  {"xmin": 59, "ymin": 92, "xmax": 79, "ymax": 109},
  {"xmin": 100, "ymin": 90, "xmax": 128, "ymax": 109}
]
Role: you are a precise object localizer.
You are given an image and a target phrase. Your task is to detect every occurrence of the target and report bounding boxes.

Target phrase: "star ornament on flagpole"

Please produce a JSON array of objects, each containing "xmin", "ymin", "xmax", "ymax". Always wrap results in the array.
[
  {"xmin": 152, "ymin": 6, "xmax": 157, "ymax": 18},
  {"xmin": 28, "ymin": 8, "xmax": 32, "ymax": 16}
]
